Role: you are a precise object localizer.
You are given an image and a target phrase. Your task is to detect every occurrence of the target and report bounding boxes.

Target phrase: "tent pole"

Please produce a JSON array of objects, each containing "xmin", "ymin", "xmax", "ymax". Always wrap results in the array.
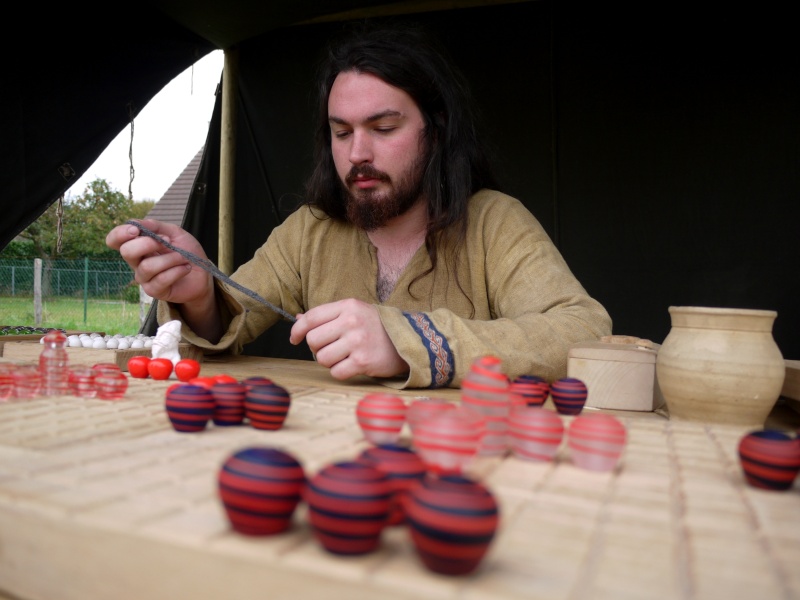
[{"xmin": 219, "ymin": 46, "xmax": 239, "ymax": 275}]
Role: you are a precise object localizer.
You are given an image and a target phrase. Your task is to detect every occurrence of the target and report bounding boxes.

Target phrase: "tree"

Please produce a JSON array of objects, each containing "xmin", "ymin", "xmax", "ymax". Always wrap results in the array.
[{"xmin": 1, "ymin": 179, "xmax": 155, "ymax": 259}]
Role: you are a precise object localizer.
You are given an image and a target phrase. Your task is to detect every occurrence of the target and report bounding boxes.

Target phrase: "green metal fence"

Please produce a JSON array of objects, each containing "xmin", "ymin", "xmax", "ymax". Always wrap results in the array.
[
  {"xmin": 0, "ymin": 258, "xmax": 135, "ymax": 299},
  {"xmin": 0, "ymin": 258, "xmax": 149, "ymax": 334}
]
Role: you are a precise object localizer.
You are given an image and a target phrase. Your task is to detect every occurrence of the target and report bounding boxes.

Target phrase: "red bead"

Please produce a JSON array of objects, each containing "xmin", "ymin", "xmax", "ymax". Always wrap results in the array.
[
  {"xmin": 508, "ymin": 406, "xmax": 564, "ymax": 461},
  {"xmin": 95, "ymin": 372, "xmax": 128, "ymax": 400},
  {"xmin": 551, "ymin": 377, "xmax": 588, "ymax": 415},
  {"xmin": 240, "ymin": 376, "xmax": 274, "ymax": 391},
  {"xmin": 68, "ymin": 368, "xmax": 97, "ymax": 398},
  {"xmin": 412, "ymin": 407, "xmax": 485, "ymax": 474},
  {"xmin": 357, "ymin": 444, "xmax": 426, "ymax": 525},
  {"xmin": 567, "ymin": 413, "xmax": 626, "ymax": 471},
  {"xmin": 211, "ymin": 382, "xmax": 247, "ymax": 426},
  {"xmin": 0, "ymin": 364, "xmax": 14, "ymax": 400},
  {"xmin": 356, "ymin": 393, "xmax": 408, "ymax": 445},
  {"xmin": 406, "ymin": 397, "xmax": 456, "ymax": 434},
  {"xmin": 509, "ymin": 375, "xmax": 550, "ymax": 407},
  {"xmin": 165, "ymin": 384, "xmax": 214, "ymax": 432},
  {"xmin": 405, "ymin": 474, "xmax": 499, "ymax": 576},
  {"xmin": 218, "ymin": 447, "xmax": 306, "ymax": 535},
  {"xmin": 11, "ymin": 365, "xmax": 42, "ymax": 399},
  {"xmin": 738, "ymin": 430, "xmax": 800, "ymax": 491},
  {"xmin": 245, "ymin": 383, "xmax": 291, "ymax": 430},
  {"xmin": 461, "ymin": 355, "xmax": 510, "ymax": 456},
  {"xmin": 304, "ymin": 461, "xmax": 391, "ymax": 555}
]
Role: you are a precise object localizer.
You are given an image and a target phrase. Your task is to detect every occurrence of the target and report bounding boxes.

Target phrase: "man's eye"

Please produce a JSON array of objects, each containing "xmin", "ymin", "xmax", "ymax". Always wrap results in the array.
[
  {"xmin": 375, "ymin": 127, "xmax": 396, "ymax": 134},
  {"xmin": 333, "ymin": 130, "xmax": 351, "ymax": 139}
]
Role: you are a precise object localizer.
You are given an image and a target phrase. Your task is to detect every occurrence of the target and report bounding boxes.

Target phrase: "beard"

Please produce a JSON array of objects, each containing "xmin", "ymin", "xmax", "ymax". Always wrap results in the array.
[{"xmin": 340, "ymin": 151, "xmax": 427, "ymax": 231}]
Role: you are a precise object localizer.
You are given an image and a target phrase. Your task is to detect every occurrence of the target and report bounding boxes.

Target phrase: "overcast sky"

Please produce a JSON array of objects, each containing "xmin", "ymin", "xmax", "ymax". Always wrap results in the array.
[{"xmin": 66, "ymin": 50, "xmax": 225, "ymax": 202}]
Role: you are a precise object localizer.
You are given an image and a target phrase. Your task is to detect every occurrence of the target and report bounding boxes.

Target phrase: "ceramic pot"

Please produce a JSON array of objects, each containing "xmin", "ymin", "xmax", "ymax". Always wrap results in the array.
[{"xmin": 656, "ymin": 306, "xmax": 785, "ymax": 427}]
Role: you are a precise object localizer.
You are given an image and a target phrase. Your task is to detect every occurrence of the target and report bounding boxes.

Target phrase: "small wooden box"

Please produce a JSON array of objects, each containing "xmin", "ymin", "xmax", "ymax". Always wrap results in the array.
[
  {"xmin": 783, "ymin": 360, "xmax": 800, "ymax": 401},
  {"xmin": 567, "ymin": 337, "xmax": 665, "ymax": 412}
]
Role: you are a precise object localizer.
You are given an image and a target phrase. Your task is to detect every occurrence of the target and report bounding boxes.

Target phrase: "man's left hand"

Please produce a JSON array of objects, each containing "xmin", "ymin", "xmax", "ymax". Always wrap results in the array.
[{"xmin": 289, "ymin": 298, "xmax": 409, "ymax": 381}]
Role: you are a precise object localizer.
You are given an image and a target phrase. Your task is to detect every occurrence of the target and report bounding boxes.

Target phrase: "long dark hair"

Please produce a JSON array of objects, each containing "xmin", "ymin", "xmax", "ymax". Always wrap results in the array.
[{"xmin": 304, "ymin": 20, "xmax": 497, "ymax": 305}]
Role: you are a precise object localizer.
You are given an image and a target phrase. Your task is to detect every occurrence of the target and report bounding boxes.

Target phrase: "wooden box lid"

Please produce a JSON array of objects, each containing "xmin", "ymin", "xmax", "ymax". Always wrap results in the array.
[{"xmin": 568, "ymin": 336, "xmax": 659, "ymax": 365}]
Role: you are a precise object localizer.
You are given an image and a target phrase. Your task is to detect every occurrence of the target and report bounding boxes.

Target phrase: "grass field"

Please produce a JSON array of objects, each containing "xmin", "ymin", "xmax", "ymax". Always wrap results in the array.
[{"xmin": 0, "ymin": 296, "xmax": 150, "ymax": 336}]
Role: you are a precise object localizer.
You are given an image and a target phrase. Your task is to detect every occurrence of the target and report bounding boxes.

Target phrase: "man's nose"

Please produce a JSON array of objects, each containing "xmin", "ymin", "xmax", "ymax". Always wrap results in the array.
[{"xmin": 349, "ymin": 130, "xmax": 373, "ymax": 164}]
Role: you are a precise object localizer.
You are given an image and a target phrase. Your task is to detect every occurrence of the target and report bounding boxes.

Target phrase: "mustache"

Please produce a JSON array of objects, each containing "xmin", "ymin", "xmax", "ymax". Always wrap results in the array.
[{"xmin": 345, "ymin": 164, "xmax": 390, "ymax": 185}]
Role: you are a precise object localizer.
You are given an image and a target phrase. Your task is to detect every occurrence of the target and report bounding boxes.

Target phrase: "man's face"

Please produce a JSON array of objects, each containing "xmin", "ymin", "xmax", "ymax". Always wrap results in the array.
[{"xmin": 328, "ymin": 71, "xmax": 428, "ymax": 230}]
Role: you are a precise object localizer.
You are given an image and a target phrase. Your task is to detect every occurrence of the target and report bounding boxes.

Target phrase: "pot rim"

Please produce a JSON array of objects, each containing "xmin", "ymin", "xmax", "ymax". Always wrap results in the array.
[
  {"xmin": 668, "ymin": 306, "xmax": 777, "ymax": 318},
  {"xmin": 667, "ymin": 306, "xmax": 778, "ymax": 332}
]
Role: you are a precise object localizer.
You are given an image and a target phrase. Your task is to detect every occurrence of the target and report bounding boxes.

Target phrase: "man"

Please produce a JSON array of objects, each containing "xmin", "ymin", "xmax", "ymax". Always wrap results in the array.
[{"xmin": 107, "ymin": 22, "xmax": 612, "ymax": 389}]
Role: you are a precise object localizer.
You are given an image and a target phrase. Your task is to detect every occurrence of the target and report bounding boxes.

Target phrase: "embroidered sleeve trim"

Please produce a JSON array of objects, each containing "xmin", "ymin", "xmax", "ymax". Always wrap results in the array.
[{"xmin": 403, "ymin": 311, "xmax": 454, "ymax": 388}]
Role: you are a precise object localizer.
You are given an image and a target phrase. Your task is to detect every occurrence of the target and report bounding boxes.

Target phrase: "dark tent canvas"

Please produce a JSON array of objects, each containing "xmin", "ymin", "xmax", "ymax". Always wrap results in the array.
[{"xmin": 3, "ymin": 0, "xmax": 798, "ymax": 359}]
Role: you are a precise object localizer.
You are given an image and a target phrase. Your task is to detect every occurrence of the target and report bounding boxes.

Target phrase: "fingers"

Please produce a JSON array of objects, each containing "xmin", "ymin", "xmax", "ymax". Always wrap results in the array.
[
  {"xmin": 138, "ymin": 262, "xmax": 194, "ymax": 300},
  {"xmin": 322, "ymin": 334, "xmax": 406, "ymax": 381},
  {"xmin": 288, "ymin": 315, "xmax": 310, "ymax": 346},
  {"xmin": 105, "ymin": 223, "xmax": 144, "ymax": 251},
  {"xmin": 106, "ymin": 219, "xmax": 174, "ymax": 251},
  {"xmin": 106, "ymin": 219, "xmax": 209, "ymax": 304},
  {"xmin": 108, "ymin": 220, "xmax": 174, "ymax": 267},
  {"xmin": 290, "ymin": 300, "xmax": 365, "ymax": 350},
  {"xmin": 289, "ymin": 300, "xmax": 407, "ymax": 380},
  {"xmin": 289, "ymin": 304, "xmax": 342, "ymax": 345},
  {"xmin": 117, "ymin": 235, "xmax": 164, "ymax": 267},
  {"xmin": 133, "ymin": 249, "xmax": 189, "ymax": 282},
  {"xmin": 327, "ymin": 351, "xmax": 369, "ymax": 381}
]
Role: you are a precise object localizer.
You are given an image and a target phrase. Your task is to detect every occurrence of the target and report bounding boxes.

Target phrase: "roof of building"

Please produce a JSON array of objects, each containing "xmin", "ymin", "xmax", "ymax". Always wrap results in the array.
[{"xmin": 145, "ymin": 147, "xmax": 204, "ymax": 226}]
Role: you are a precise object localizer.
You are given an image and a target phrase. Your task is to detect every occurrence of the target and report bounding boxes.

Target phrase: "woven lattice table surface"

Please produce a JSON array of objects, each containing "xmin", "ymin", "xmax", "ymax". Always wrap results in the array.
[{"xmin": 0, "ymin": 359, "xmax": 798, "ymax": 600}]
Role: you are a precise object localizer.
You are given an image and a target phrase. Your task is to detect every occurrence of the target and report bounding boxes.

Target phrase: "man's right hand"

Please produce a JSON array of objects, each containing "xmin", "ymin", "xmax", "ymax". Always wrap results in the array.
[{"xmin": 106, "ymin": 219, "xmax": 221, "ymax": 340}]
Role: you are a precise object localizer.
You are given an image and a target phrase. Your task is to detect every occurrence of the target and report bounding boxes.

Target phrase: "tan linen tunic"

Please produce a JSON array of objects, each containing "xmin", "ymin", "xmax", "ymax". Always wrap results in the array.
[{"xmin": 159, "ymin": 189, "xmax": 612, "ymax": 388}]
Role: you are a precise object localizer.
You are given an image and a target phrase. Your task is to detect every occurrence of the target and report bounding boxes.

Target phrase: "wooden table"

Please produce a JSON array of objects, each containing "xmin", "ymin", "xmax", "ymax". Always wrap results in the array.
[{"xmin": 1, "ymin": 351, "xmax": 799, "ymax": 600}]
